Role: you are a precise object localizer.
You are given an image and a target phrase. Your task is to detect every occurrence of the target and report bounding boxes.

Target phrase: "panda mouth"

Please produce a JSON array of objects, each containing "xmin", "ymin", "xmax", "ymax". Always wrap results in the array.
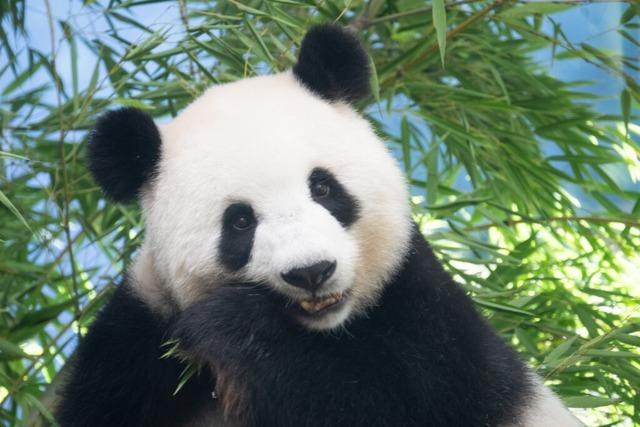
[{"xmin": 297, "ymin": 291, "xmax": 348, "ymax": 315}]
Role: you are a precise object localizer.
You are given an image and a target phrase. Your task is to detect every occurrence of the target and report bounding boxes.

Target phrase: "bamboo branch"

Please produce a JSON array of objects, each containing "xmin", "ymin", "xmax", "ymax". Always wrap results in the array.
[
  {"xmin": 353, "ymin": 0, "xmax": 484, "ymax": 29},
  {"xmin": 355, "ymin": 0, "xmax": 638, "ymax": 29},
  {"xmin": 463, "ymin": 215, "xmax": 640, "ymax": 231},
  {"xmin": 178, "ymin": 0, "xmax": 196, "ymax": 77},
  {"xmin": 379, "ymin": 0, "xmax": 508, "ymax": 90},
  {"xmin": 44, "ymin": 0, "xmax": 82, "ymax": 341}
]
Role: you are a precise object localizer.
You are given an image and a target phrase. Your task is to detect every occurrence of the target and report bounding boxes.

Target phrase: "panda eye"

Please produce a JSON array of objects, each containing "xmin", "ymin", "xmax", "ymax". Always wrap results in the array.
[
  {"xmin": 223, "ymin": 203, "xmax": 256, "ymax": 233},
  {"xmin": 233, "ymin": 215, "xmax": 253, "ymax": 231},
  {"xmin": 308, "ymin": 167, "xmax": 360, "ymax": 228},
  {"xmin": 311, "ymin": 181, "xmax": 331, "ymax": 198}
]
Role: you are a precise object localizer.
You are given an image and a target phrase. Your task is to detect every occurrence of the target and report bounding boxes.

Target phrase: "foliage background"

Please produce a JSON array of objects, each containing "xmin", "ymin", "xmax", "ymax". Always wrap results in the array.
[{"xmin": 1, "ymin": 0, "xmax": 639, "ymax": 425}]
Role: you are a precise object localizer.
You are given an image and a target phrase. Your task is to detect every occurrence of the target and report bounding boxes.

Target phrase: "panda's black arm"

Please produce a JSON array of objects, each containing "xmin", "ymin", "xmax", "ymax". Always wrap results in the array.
[
  {"xmin": 174, "ymin": 282, "xmax": 438, "ymax": 427},
  {"xmin": 56, "ymin": 281, "xmax": 213, "ymax": 427}
]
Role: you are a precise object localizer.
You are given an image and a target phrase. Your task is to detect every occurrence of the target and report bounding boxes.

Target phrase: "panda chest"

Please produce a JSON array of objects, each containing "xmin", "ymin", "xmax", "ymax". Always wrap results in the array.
[{"xmin": 183, "ymin": 401, "xmax": 232, "ymax": 427}]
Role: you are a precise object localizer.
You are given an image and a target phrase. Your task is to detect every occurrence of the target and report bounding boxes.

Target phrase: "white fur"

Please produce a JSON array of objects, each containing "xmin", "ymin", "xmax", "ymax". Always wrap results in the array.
[
  {"xmin": 133, "ymin": 71, "xmax": 412, "ymax": 330},
  {"xmin": 506, "ymin": 374, "xmax": 582, "ymax": 427}
]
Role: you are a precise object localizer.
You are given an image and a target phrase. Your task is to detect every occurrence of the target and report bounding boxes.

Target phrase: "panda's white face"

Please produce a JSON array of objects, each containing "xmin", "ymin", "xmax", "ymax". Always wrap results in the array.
[{"xmin": 137, "ymin": 72, "xmax": 411, "ymax": 330}]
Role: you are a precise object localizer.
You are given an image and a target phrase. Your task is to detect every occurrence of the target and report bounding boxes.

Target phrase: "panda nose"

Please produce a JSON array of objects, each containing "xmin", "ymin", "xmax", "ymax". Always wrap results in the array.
[{"xmin": 281, "ymin": 261, "xmax": 337, "ymax": 293}]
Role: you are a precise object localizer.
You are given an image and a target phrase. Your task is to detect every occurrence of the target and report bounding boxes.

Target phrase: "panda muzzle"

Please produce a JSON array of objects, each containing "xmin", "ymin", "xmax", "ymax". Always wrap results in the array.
[{"xmin": 299, "ymin": 291, "xmax": 346, "ymax": 315}]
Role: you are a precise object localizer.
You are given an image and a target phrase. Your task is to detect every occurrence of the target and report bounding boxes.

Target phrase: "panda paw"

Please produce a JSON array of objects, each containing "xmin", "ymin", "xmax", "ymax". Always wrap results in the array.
[{"xmin": 172, "ymin": 284, "xmax": 295, "ymax": 366}]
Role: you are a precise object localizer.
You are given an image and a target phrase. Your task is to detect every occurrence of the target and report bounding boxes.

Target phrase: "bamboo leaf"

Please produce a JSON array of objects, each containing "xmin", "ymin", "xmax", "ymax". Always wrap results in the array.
[
  {"xmin": 474, "ymin": 299, "xmax": 535, "ymax": 317},
  {"xmin": 0, "ymin": 190, "xmax": 31, "ymax": 232},
  {"xmin": 621, "ymin": 89, "xmax": 631, "ymax": 135},
  {"xmin": 563, "ymin": 395, "xmax": 619, "ymax": 408},
  {"xmin": 368, "ymin": 53, "xmax": 380, "ymax": 103},
  {"xmin": 427, "ymin": 196, "xmax": 492, "ymax": 212},
  {"xmin": 0, "ymin": 338, "xmax": 31, "ymax": 361},
  {"xmin": 432, "ymin": 0, "xmax": 446, "ymax": 67},
  {"xmin": 543, "ymin": 336, "xmax": 577, "ymax": 366}
]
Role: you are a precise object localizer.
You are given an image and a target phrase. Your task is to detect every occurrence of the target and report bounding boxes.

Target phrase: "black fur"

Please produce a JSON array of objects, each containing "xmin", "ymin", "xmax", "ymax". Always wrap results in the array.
[
  {"xmin": 87, "ymin": 107, "xmax": 162, "ymax": 203},
  {"xmin": 56, "ymin": 283, "xmax": 214, "ymax": 427},
  {"xmin": 174, "ymin": 228, "xmax": 533, "ymax": 427},
  {"xmin": 58, "ymin": 228, "xmax": 533, "ymax": 426},
  {"xmin": 219, "ymin": 203, "xmax": 257, "ymax": 271},
  {"xmin": 293, "ymin": 24, "xmax": 371, "ymax": 103},
  {"xmin": 309, "ymin": 167, "xmax": 360, "ymax": 227}
]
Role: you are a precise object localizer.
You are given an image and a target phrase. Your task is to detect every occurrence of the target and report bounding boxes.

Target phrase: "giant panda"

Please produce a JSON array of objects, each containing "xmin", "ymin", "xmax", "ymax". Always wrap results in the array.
[{"xmin": 57, "ymin": 24, "xmax": 581, "ymax": 427}]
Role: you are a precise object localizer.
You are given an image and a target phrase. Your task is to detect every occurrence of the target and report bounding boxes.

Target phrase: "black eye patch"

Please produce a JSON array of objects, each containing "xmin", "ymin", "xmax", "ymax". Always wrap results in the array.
[
  {"xmin": 219, "ymin": 203, "xmax": 257, "ymax": 271},
  {"xmin": 309, "ymin": 168, "xmax": 360, "ymax": 228}
]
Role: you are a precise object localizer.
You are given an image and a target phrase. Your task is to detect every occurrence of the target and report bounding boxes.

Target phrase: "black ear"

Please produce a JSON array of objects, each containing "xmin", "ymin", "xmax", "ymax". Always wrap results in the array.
[
  {"xmin": 87, "ymin": 107, "xmax": 162, "ymax": 203},
  {"xmin": 293, "ymin": 24, "xmax": 371, "ymax": 104}
]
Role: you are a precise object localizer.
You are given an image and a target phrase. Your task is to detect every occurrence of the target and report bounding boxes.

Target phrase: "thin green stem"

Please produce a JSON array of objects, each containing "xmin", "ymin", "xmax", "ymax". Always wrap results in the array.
[
  {"xmin": 380, "ymin": 0, "xmax": 509, "ymax": 90},
  {"xmin": 465, "ymin": 215, "xmax": 640, "ymax": 231},
  {"xmin": 44, "ymin": 0, "xmax": 82, "ymax": 340},
  {"xmin": 358, "ymin": 0, "xmax": 485, "ymax": 28}
]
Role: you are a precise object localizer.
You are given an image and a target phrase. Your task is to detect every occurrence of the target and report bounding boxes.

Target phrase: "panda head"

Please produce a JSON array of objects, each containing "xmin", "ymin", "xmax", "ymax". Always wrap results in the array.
[{"xmin": 88, "ymin": 25, "xmax": 412, "ymax": 331}]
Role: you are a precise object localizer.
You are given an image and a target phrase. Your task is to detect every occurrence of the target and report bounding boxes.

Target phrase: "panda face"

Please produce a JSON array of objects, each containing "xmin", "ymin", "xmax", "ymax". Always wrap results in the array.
[
  {"xmin": 139, "ymin": 72, "xmax": 411, "ymax": 330},
  {"xmin": 88, "ymin": 26, "xmax": 413, "ymax": 330}
]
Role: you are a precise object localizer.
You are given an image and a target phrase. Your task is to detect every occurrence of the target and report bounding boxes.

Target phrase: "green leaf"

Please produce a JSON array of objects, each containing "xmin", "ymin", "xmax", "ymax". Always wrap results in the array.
[
  {"xmin": 0, "ymin": 337, "xmax": 31, "ymax": 361},
  {"xmin": 543, "ymin": 336, "xmax": 577, "ymax": 366},
  {"xmin": 432, "ymin": 0, "xmax": 447, "ymax": 67},
  {"xmin": 563, "ymin": 395, "xmax": 619, "ymax": 408},
  {"xmin": 400, "ymin": 117, "xmax": 412, "ymax": 172},
  {"xmin": 426, "ymin": 140, "xmax": 439, "ymax": 206},
  {"xmin": 24, "ymin": 393, "xmax": 60, "ymax": 426},
  {"xmin": 174, "ymin": 363, "xmax": 197, "ymax": 396},
  {"xmin": 498, "ymin": 3, "xmax": 571, "ymax": 19},
  {"xmin": 620, "ymin": 4, "xmax": 639, "ymax": 25},
  {"xmin": 0, "ymin": 151, "xmax": 28, "ymax": 161},
  {"xmin": 474, "ymin": 299, "xmax": 535, "ymax": 317},
  {"xmin": 574, "ymin": 305, "xmax": 599, "ymax": 338},
  {"xmin": 426, "ymin": 196, "xmax": 492, "ymax": 213},
  {"xmin": 1, "ymin": 59, "xmax": 43, "ymax": 96},
  {"xmin": 368, "ymin": 53, "xmax": 380, "ymax": 103},
  {"xmin": 113, "ymin": 98, "xmax": 154, "ymax": 110},
  {"xmin": 12, "ymin": 299, "xmax": 77, "ymax": 331},
  {"xmin": 621, "ymin": 89, "xmax": 631, "ymax": 135},
  {"xmin": 0, "ymin": 189, "xmax": 31, "ymax": 232},
  {"xmin": 246, "ymin": 21, "xmax": 275, "ymax": 64}
]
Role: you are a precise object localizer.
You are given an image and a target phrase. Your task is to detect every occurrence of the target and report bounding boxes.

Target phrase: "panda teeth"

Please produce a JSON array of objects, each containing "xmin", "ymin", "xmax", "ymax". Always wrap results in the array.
[{"xmin": 299, "ymin": 292, "xmax": 343, "ymax": 314}]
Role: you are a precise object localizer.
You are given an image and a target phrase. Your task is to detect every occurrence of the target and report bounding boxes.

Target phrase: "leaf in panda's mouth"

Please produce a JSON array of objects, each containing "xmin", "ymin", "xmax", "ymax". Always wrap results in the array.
[{"xmin": 299, "ymin": 292, "xmax": 345, "ymax": 315}]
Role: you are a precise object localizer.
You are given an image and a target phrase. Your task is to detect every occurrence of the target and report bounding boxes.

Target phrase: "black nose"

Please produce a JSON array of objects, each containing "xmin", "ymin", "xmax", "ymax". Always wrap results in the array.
[{"xmin": 281, "ymin": 261, "xmax": 337, "ymax": 293}]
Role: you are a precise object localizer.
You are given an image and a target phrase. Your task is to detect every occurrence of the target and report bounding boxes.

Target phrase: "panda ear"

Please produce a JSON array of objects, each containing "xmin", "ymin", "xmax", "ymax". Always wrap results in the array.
[
  {"xmin": 293, "ymin": 24, "xmax": 371, "ymax": 104},
  {"xmin": 87, "ymin": 107, "xmax": 162, "ymax": 203}
]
